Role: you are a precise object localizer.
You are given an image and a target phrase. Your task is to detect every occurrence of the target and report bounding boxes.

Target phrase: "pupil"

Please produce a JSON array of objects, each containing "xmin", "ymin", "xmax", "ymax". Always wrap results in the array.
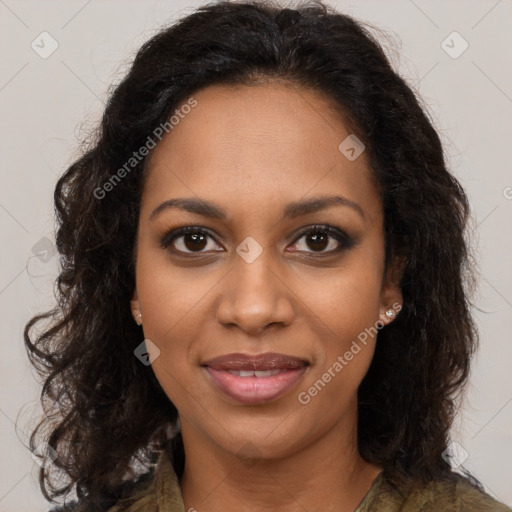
[
  {"xmin": 185, "ymin": 233, "xmax": 207, "ymax": 251},
  {"xmin": 308, "ymin": 232, "xmax": 327, "ymax": 251}
]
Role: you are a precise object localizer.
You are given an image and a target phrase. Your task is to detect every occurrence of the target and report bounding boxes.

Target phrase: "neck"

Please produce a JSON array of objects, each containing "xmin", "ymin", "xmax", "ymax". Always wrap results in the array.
[{"xmin": 178, "ymin": 405, "xmax": 381, "ymax": 512}]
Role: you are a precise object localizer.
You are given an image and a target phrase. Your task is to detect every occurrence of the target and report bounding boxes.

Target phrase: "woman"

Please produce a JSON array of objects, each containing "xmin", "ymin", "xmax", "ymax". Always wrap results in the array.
[{"xmin": 25, "ymin": 1, "xmax": 510, "ymax": 511}]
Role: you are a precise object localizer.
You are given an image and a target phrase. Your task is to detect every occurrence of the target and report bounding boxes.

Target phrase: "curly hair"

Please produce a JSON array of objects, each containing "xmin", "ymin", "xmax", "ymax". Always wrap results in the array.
[{"xmin": 24, "ymin": 0, "xmax": 478, "ymax": 509}]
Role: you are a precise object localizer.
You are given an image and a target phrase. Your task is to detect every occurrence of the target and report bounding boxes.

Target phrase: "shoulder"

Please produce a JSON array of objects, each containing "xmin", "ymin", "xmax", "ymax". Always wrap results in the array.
[
  {"xmin": 447, "ymin": 474, "xmax": 511, "ymax": 511},
  {"xmin": 360, "ymin": 471, "xmax": 511, "ymax": 512},
  {"xmin": 47, "ymin": 468, "xmax": 157, "ymax": 512}
]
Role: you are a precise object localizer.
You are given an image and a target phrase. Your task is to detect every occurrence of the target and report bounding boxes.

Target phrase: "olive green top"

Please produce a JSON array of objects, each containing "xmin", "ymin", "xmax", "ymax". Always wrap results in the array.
[
  {"xmin": 51, "ymin": 451, "xmax": 511, "ymax": 511},
  {"xmin": 104, "ymin": 452, "xmax": 510, "ymax": 512}
]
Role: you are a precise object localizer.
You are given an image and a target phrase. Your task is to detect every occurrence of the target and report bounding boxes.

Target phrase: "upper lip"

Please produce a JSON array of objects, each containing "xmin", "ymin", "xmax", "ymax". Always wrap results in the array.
[{"xmin": 202, "ymin": 352, "xmax": 310, "ymax": 371}]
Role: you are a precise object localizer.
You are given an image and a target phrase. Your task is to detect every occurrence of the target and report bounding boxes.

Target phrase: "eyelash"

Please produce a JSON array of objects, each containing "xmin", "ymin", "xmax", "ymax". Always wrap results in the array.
[{"xmin": 159, "ymin": 224, "xmax": 354, "ymax": 256}]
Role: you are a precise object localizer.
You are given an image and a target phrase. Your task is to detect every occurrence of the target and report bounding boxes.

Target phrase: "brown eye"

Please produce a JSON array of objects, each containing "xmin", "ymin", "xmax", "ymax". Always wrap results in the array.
[
  {"xmin": 160, "ymin": 227, "xmax": 222, "ymax": 254},
  {"xmin": 288, "ymin": 225, "xmax": 353, "ymax": 254},
  {"xmin": 182, "ymin": 232, "xmax": 208, "ymax": 251},
  {"xmin": 160, "ymin": 224, "xmax": 354, "ymax": 257},
  {"xmin": 305, "ymin": 231, "xmax": 329, "ymax": 251}
]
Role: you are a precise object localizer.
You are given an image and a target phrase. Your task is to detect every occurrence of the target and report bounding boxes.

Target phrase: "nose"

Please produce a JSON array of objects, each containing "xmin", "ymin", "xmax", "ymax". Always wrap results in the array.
[{"xmin": 216, "ymin": 250, "xmax": 295, "ymax": 336}]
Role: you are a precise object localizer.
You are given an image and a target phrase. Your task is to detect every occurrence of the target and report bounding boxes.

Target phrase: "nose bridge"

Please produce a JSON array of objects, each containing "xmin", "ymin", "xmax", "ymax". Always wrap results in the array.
[
  {"xmin": 234, "ymin": 243, "xmax": 275, "ymax": 297},
  {"xmin": 216, "ymin": 241, "xmax": 294, "ymax": 333}
]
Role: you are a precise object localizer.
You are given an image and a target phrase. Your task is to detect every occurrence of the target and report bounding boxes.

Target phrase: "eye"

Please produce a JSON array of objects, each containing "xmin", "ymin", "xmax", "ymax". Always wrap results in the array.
[
  {"xmin": 160, "ymin": 226, "xmax": 222, "ymax": 254},
  {"xmin": 288, "ymin": 224, "xmax": 353, "ymax": 254},
  {"xmin": 160, "ymin": 224, "xmax": 354, "ymax": 256}
]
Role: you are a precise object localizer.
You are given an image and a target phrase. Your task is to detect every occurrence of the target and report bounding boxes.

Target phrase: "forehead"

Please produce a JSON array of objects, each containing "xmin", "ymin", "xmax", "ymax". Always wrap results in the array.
[{"xmin": 141, "ymin": 82, "xmax": 381, "ymax": 225}]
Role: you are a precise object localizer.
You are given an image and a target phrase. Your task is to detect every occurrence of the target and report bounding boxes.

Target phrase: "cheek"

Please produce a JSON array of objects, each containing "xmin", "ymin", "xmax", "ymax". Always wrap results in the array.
[
  {"xmin": 134, "ymin": 260, "xmax": 190, "ymax": 393},
  {"xmin": 135, "ymin": 246, "xmax": 217, "ymax": 347},
  {"xmin": 296, "ymin": 256, "xmax": 382, "ymax": 341},
  {"xmin": 294, "ymin": 254, "xmax": 382, "ymax": 390}
]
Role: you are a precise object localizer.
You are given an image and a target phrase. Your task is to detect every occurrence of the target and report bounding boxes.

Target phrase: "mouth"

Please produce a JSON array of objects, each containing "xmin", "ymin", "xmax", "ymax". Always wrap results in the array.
[{"xmin": 201, "ymin": 352, "xmax": 310, "ymax": 405}]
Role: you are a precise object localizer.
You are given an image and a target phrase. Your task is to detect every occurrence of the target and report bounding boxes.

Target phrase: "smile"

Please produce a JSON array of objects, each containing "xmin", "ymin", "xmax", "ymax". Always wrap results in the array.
[{"xmin": 203, "ymin": 366, "xmax": 308, "ymax": 405}]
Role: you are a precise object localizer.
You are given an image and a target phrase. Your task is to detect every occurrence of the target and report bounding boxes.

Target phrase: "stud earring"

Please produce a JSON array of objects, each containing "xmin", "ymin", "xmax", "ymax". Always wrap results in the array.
[
  {"xmin": 135, "ymin": 313, "xmax": 143, "ymax": 325},
  {"xmin": 385, "ymin": 309, "xmax": 396, "ymax": 318}
]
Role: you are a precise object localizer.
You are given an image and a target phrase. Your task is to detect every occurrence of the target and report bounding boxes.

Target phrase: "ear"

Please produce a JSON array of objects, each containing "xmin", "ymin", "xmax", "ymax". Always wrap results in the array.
[
  {"xmin": 378, "ymin": 256, "xmax": 405, "ymax": 326},
  {"xmin": 130, "ymin": 289, "xmax": 143, "ymax": 326}
]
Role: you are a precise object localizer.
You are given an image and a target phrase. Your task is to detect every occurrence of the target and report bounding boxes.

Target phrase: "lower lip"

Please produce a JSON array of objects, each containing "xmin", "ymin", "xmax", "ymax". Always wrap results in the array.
[{"xmin": 204, "ymin": 366, "xmax": 308, "ymax": 405}]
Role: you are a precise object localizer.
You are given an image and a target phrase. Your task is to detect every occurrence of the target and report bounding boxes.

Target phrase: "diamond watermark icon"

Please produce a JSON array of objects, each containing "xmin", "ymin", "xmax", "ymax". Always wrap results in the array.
[
  {"xmin": 134, "ymin": 339, "xmax": 161, "ymax": 366},
  {"xmin": 236, "ymin": 236, "xmax": 263, "ymax": 264},
  {"xmin": 441, "ymin": 32, "xmax": 468, "ymax": 59},
  {"xmin": 338, "ymin": 134, "xmax": 365, "ymax": 161},
  {"xmin": 31, "ymin": 31, "xmax": 59, "ymax": 59},
  {"xmin": 31, "ymin": 442, "xmax": 58, "ymax": 467},
  {"xmin": 441, "ymin": 441, "xmax": 469, "ymax": 469},
  {"xmin": 31, "ymin": 236, "xmax": 56, "ymax": 263},
  {"xmin": 237, "ymin": 441, "xmax": 262, "ymax": 468}
]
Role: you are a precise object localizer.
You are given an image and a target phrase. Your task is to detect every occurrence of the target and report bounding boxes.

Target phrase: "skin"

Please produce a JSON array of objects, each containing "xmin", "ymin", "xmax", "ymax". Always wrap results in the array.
[{"xmin": 131, "ymin": 81, "xmax": 403, "ymax": 512}]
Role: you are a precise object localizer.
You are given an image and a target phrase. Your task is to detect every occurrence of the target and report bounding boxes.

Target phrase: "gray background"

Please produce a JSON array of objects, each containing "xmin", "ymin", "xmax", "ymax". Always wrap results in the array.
[{"xmin": 1, "ymin": 0, "xmax": 511, "ymax": 510}]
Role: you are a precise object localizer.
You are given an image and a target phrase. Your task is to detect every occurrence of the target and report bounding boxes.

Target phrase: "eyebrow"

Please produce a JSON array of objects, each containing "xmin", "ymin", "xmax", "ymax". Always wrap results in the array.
[{"xmin": 149, "ymin": 194, "xmax": 365, "ymax": 222}]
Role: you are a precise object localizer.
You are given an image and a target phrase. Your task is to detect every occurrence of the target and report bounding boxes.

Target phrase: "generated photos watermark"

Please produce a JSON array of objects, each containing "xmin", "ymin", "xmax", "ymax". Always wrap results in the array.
[
  {"xmin": 297, "ymin": 302, "xmax": 402, "ymax": 405},
  {"xmin": 93, "ymin": 97, "xmax": 197, "ymax": 200}
]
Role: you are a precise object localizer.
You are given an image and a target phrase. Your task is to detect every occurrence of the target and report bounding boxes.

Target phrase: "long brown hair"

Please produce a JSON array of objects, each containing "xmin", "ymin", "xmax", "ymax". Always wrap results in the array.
[{"xmin": 25, "ymin": 1, "xmax": 478, "ymax": 509}]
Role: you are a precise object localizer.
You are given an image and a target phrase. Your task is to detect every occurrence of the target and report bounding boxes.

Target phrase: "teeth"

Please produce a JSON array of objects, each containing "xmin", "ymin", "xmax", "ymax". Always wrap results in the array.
[
  {"xmin": 227, "ymin": 369, "xmax": 284, "ymax": 377},
  {"xmin": 255, "ymin": 369, "xmax": 282, "ymax": 377}
]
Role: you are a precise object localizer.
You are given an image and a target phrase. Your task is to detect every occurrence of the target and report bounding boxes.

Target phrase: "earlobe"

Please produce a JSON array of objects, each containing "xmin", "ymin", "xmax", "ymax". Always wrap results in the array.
[{"xmin": 130, "ymin": 289, "xmax": 143, "ymax": 326}]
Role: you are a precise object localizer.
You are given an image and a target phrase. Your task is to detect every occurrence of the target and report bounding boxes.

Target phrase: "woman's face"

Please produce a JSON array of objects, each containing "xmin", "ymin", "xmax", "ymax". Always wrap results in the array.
[{"xmin": 132, "ymin": 82, "xmax": 402, "ymax": 461}]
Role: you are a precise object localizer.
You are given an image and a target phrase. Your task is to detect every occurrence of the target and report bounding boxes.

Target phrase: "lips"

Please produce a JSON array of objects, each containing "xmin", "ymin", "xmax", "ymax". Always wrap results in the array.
[
  {"xmin": 202, "ymin": 352, "xmax": 310, "ymax": 405},
  {"xmin": 202, "ymin": 352, "xmax": 309, "ymax": 371}
]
